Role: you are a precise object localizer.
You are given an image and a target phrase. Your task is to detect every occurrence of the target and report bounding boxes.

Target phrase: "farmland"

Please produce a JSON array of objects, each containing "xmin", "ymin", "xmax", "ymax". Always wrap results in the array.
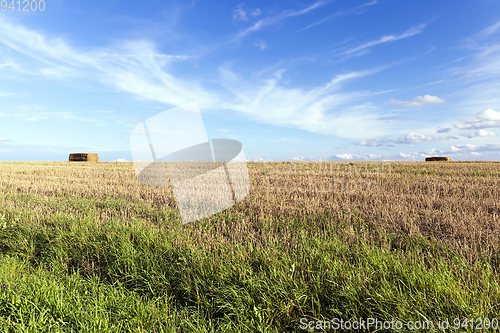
[{"xmin": 0, "ymin": 161, "xmax": 500, "ymax": 332}]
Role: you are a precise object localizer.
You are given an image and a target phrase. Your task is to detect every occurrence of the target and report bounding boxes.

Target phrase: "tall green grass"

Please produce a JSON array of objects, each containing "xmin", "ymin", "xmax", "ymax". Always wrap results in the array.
[{"xmin": 0, "ymin": 192, "xmax": 499, "ymax": 332}]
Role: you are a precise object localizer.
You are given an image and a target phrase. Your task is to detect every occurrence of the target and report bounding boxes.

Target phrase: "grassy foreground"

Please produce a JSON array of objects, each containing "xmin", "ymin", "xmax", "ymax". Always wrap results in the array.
[{"xmin": 0, "ymin": 162, "xmax": 499, "ymax": 332}]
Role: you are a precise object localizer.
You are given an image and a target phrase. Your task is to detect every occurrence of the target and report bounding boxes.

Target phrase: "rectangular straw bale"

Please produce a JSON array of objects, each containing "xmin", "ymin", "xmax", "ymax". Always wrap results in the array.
[
  {"xmin": 425, "ymin": 156, "xmax": 451, "ymax": 162},
  {"xmin": 69, "ymin": 153, "xmax": 99, "ymax": 162}
]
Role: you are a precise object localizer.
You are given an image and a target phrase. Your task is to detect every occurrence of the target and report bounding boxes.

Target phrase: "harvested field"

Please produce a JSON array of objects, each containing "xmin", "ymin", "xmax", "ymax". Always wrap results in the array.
[
  {"xmin": 1, "ymin": 161, "xmax": 499, "ymax": 260},
  {"xmin": 0, "ymin": 161, "xmax": 499, "ymax": 331}
]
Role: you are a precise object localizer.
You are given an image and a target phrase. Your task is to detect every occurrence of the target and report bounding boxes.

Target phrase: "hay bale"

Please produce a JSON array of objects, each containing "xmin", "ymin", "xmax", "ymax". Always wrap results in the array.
[
  {"xmin": 425, "ymin": 156, "xmax": 451, "ymax": 162},
  {"xmin": 69, "ymin": 153, "xmax": 99, "ymax": 162}
]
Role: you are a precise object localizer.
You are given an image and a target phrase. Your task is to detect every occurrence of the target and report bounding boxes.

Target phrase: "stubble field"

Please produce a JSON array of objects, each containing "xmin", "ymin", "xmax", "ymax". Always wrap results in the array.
[{"xmin": 0, "ymin": 161, "xmax": 499, "ymax": 332}]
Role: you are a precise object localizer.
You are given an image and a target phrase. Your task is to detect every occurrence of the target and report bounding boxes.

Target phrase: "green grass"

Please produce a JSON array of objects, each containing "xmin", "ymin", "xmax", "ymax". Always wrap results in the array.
[{"xmin": 0, "ymin": 192, "xmax": 499, "ymax": 332}]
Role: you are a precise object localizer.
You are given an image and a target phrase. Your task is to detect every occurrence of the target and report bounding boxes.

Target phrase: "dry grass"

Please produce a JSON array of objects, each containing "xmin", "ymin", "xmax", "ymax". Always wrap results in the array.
[{"xmin": 1, "ymin": 161, "xmax": 499, "ymax": 262}]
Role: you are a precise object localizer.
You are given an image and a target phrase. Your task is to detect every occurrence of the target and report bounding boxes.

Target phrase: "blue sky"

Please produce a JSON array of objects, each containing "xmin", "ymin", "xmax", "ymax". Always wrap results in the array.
[{"xmin": 1, "ymin": 0, "xmax": 500, "ymax": 162}]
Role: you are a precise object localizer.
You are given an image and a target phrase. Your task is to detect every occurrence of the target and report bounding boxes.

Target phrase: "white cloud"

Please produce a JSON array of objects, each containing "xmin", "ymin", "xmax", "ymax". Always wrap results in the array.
[
  {"xmin": 390, "ymin": 133, "xmax": 434, "ymax": 144},
  {"xmin": 115, "ymin": 158, "xmax": 128, "ymax": 162},
  {"xmin": 356, "ymin": 132, "xmax": 435, "ymax": 146},
  {"xmin": 336, "ymin": 154, "xmax": 353, "ymax": 160},
  {"xmin": 254, "ymin": 39, "xmax": 267, "ymax": 50},
  {"xmin": 450, "ymin": 144, "xmax": 477, "ymax": 152},
  {"xmin": 448, "ymin": 143, "xmax": 500, "ymax": 153},
  {"xmin": 476, "ymin": 143, "xmax": 500, "ymax": 151},
  {"xmin": 477, "ymin": 108, "xmax": 500, "ymax": 121},
  {"xmin": 293, "ymin": 151, "xmax": 430, "ymax": 162},
  {"xmin": 233, "ymin": 5, "xmax": 261, "ymax": 22},
  {"xmin": 455, "ymin": 109, "xmax": 500, "ymax": 130},
  {"xmin": 390, "ymin": 95, "xmax": 446, "ymax": 107},
  {"xmin": 233, "ymin": 8, "xmax": 248, "ymax": 21},
  {"xmin": 289, "ymin": 147, "xmax": 497, "ymax": 161},
  {"xmin": 422, "ymin": 148, "xmax": 444, "ymax": 155},
  {"xmin": 0, "ymin": 137, "xmax": 12, "ymax": 143},
  {"xmin": 355, "ymin": 139, "xmax": 392, "ymax": 147},
  {"xmin": 464, "ymin": 129, "xmax": 497, "ymax": 138},
  {"xmin": 345, "ymin": 24, "xmax": 426, "ymax": 55}
]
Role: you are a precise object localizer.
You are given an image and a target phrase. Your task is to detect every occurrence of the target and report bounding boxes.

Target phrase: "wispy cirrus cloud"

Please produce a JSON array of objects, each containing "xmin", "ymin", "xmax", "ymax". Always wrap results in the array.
[
  {"xmin": 344, "ymin": 24, "xmax": 426, "ymax": 55},
  {"xmin": 0, "ymin": 20, "xmax": 209, "ymax": 106},
  {"xmin": 231, "ymin": 1, "xmax": 333, "ymax": 42},
  {"xmin": 475, "ymin": 20, "xmax": 500, "ymax": 38},
  {"xmin": 449, "ymin": 21, "xmax": 500, "ymax": 88},
  {"xmin": 217, "ymin": 66, "xmax": 392, "ymax": 138},
  {"xmin": 390, "ymin": 94, "xmax": 446, "ymax": 107},
  {"xmin": 299, "ymin": 0, "xmax": 377, "ymax": 32},
  {"xmin": 0, "ymin": 18, "xmax": 393, "ymax": 139}
]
